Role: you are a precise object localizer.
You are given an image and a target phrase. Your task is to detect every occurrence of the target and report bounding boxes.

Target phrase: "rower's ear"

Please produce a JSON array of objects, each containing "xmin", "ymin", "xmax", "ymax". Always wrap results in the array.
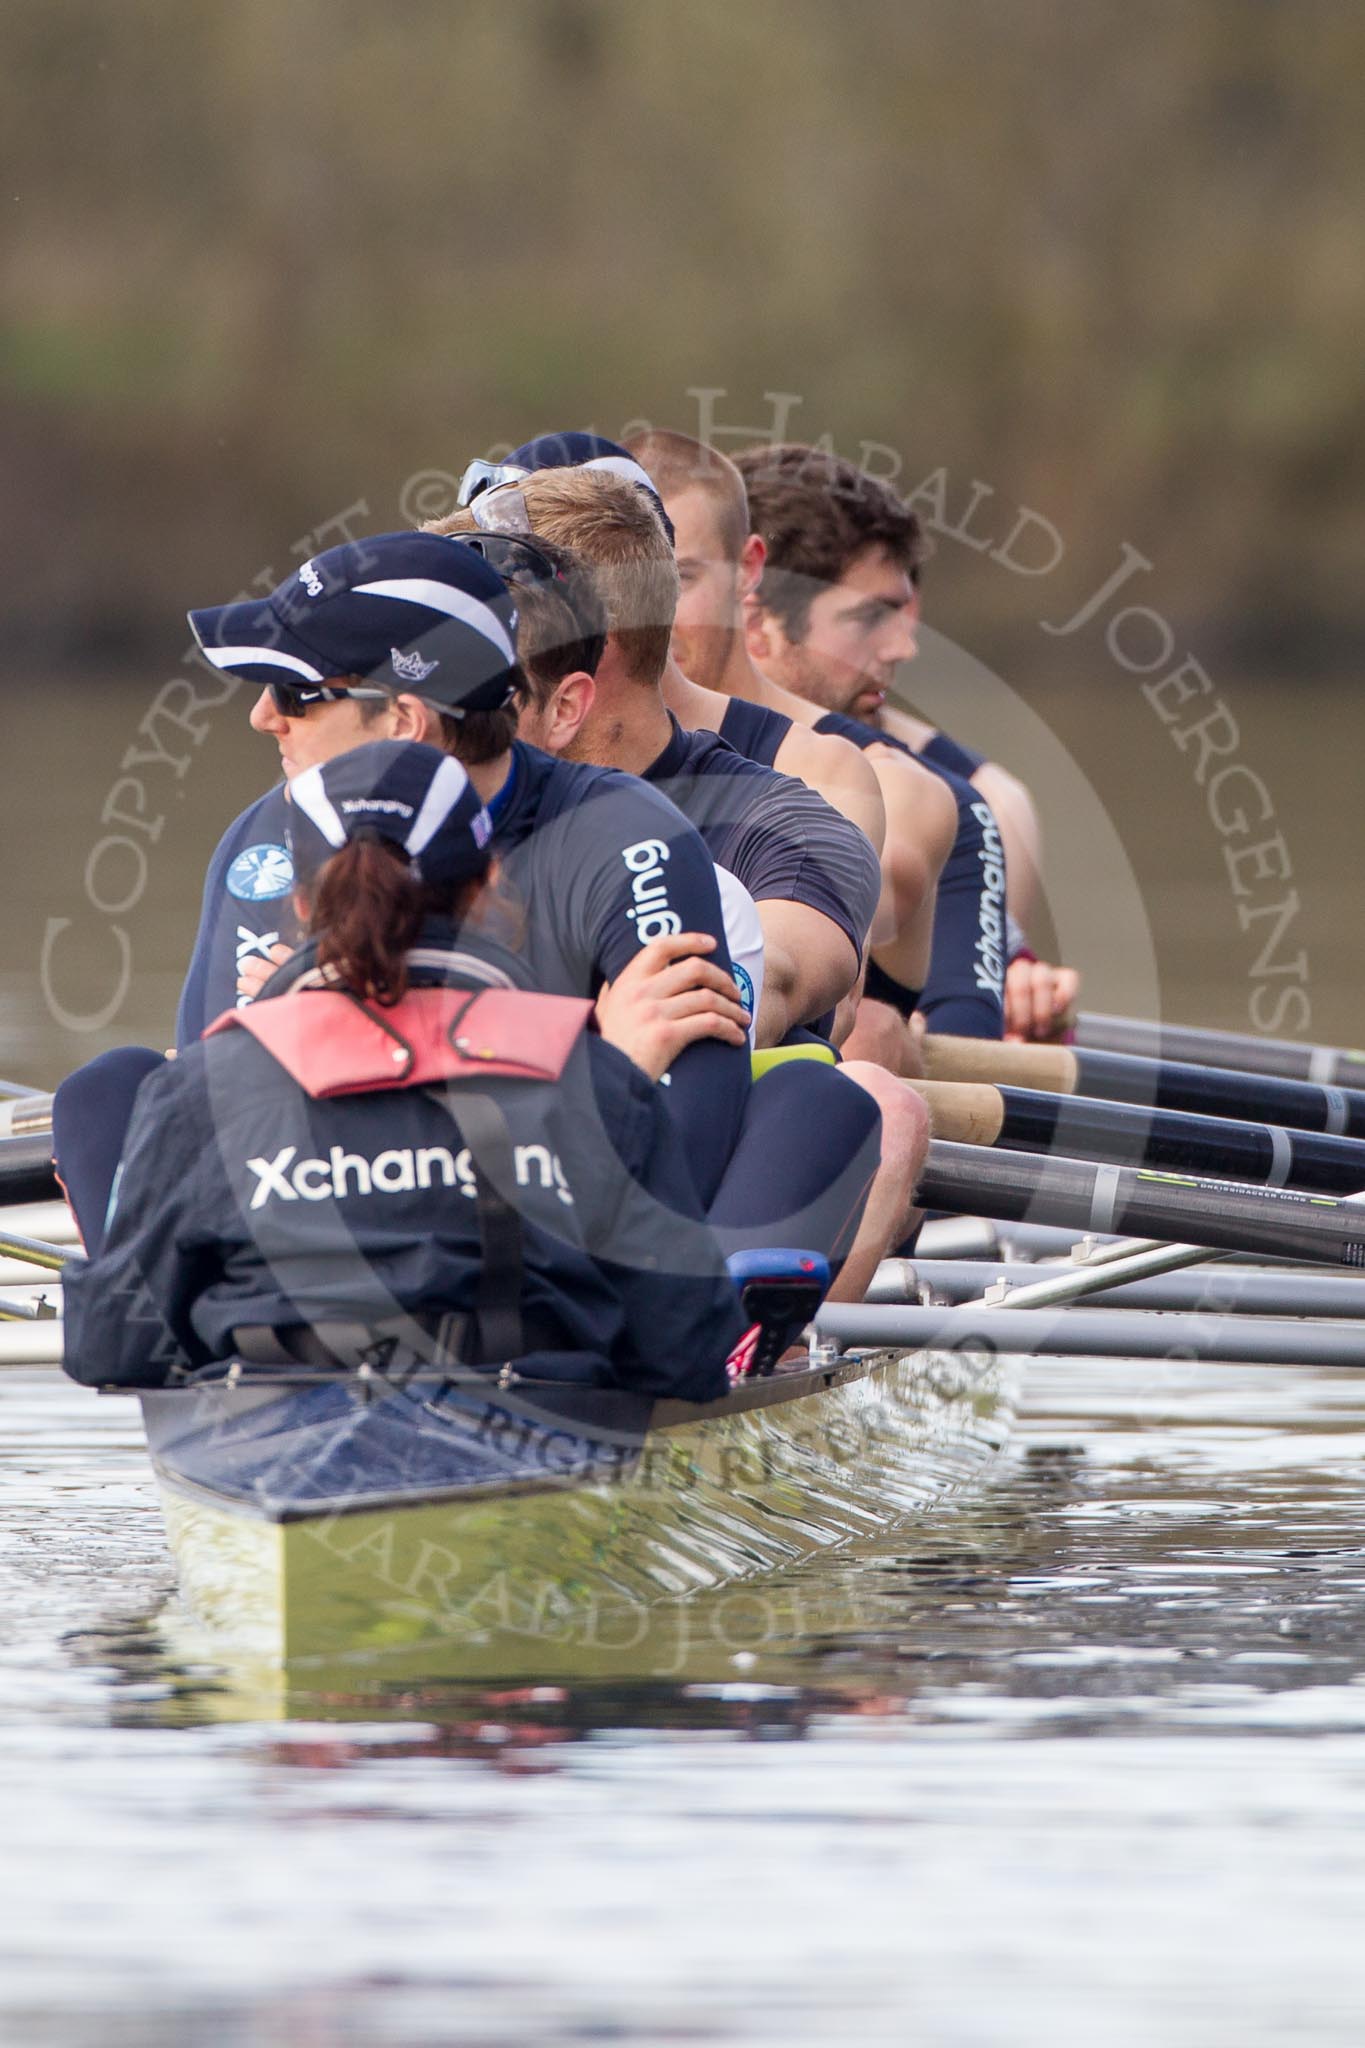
[
  {"xmin": 545, "ymin": 669, "xmax": 596, "ymax": 752},
  {"xmin": 738, "ymin": 531, "xmax": 766, "ymax": 600},
  {"xmin": 742, "ymin": 586, "xmax": 782, "ymax": 664},
  {"xmin": 389, "ymin": 693, "xmax": 439, "ymax": 743}
]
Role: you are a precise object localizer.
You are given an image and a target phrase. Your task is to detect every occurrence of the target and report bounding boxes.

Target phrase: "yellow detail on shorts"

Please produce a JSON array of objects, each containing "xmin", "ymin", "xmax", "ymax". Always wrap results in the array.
[{"xmin": 750, "ymin": 1043, "xmax": 837, "ymax": 1080}]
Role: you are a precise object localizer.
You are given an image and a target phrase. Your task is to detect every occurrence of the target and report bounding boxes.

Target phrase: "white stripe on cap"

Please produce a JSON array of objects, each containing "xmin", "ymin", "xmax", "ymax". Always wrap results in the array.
[
  {"xmin": 352, "ymin": 579, "xmax": 516, "ymax": 667},
  {"xmin": 406, "ymin": 754, "xmax": 471, "ymax": 859},
  {"xmin": 289, "ymin": 763, "xmax": 348, "ymax": 849},
  {"xmin": 583, "ymin": 454, "xmax": 661, "ymax": 497},
  {"xmin": 200, "ymin": 644, "xmax": 327, "ymax": 682}
]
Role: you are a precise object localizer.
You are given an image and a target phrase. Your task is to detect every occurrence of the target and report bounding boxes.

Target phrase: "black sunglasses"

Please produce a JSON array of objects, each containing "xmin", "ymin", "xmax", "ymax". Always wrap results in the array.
[
  {"xmin": 266, "ymin": 681, "xmax": 392, "ymax": 719},
  {"xmin": 457, "ymin": 533, "xmax": 608, "ymax": 678}
]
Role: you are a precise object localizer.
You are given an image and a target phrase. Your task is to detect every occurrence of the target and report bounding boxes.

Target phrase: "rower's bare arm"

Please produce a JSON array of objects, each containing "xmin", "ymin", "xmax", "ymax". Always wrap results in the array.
[
  {"xmin": 595, "ymin": 932, "xmax": 749, "ymax": 1081},
  {"xmin": 876, "ymin": 702, "xmax": 934, "ymax": 753},
  {"xmin": 753, "ymin": 900, "xmax": 859, "ymax": 1046},
  {"xmin": 773, "ymin": 725, "xmax": 886, "ymax": 859},
  {"xmin": 972, "ymin": 760, "xmax": 1044, "ymax": 929},
  {"xmin": 865, "ymin": 749, "xmax": 955, "ymax": 993},
  {"xmin": 828, "ymin": 959, "xmax": 867, "ymax": 1050}
]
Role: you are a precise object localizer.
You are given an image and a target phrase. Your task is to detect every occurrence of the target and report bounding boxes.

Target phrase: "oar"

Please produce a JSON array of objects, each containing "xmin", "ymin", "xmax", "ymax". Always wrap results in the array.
[
  {"xmin": 0, "ymin": 1087, "xmax": 57, "ymax": 1205},
  {"xmin": 0, "ymin": 1093, "xmax": 52, "ymax": 1140},
  {"xmin": 1078, "ymin": 1011, "xmax": 1365, "ymax": 1089},
  {"xmin": 0, "ymin": 1132, "xmax": 58, "ymax": 1207},
  {"xmin": 924, "ymin": 1035, "xmax": 1365, "ymax": 1139},
  {"xmin": 0, "ymin": 1292, "xmax": 57, "ymax": 1324},
  {"xmin": 816, "ymin": 1298, "xmax": 1365, "ymax": 1370},
  {"xmin": 0, "ymin": 1228, "xmax": 70, "ymax": 1273},
  {"xmin": 869, "ymin": 1258, "xmax": 1365, "ymax": 1318},
  {"xmin": 909, "ymin": 1077, "xmax": 1365, "ymax": 1197},
  {"xmin": 0, "ymin": 1081, "xmax": 44, "ymax": 1101},
  {"xmin": 842, "ymin": 1142, "xmax": 1365, "ymax": 1362},
  {"xmin": 917, "ymin": 1137, "xmax": 1365, "ymax": 1268}
]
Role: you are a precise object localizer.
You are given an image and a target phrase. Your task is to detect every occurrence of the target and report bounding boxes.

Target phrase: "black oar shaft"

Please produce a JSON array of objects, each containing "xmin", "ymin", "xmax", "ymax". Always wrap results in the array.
[
  {"xmin": 1073, "ymin": 1046, "xmax": 1365, "ymax": 1139},
  {"xmin": 918, "ymin": 1046, "xmax": 1365, "ymax": 1149},
  {"xmin": 917, "ymin": 1139, "xmax": 1365, "ymax": 1268},
  {"xmin": 0, "ymin": 1133, "xmax": 59, "ymax": 1206},
  {"xmin": 992, "ymin": 1085, "xmax": 1365, "ymax": 1196},
  {"xmin": 1079, "ymin": 1012, "xmax": 1365, "ymax": 1090}
]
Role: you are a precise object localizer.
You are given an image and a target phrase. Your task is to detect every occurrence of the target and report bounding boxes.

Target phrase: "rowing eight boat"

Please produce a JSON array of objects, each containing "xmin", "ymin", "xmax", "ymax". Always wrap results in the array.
[
  {"xmin": 138, "ymin": 1343, "xmax": 1011, "ymax": 1663},
  {"xmin": 11, "ymin": 1005, "xmax": 1365, "ymax": 1670}
]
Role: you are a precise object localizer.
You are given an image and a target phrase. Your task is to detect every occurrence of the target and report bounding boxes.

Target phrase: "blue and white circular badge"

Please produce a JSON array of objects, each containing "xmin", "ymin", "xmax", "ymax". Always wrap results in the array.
[
  {"xmin": 732, "ymin": 961, "xmax": 755, "ymax": 1018},
  {"xmin": 226, "ymin": 844, "xmax": 295, "ymax": 902}
]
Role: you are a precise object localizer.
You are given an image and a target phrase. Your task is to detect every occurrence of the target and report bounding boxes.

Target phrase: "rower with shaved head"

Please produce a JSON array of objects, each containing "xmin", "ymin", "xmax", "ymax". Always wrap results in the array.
[
  {"xmin": 624, "ymin": 426, "xmax": 970, "ymax": 1074},
  {"xmin": 735, "ymin": 442, "xmax": 1079, "ymax": 1045}
]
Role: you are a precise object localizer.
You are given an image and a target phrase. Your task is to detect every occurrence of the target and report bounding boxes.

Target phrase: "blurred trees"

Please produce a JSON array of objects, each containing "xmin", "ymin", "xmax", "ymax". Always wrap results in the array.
[{"xmin": 2, "ymin": 0, "xmax": 1362, "ymax": 670}]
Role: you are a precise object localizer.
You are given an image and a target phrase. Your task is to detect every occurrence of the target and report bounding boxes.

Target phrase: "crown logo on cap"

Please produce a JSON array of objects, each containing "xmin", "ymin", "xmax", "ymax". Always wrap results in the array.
[{"xmin": 391, "ymin": 647, "xmax": 439, "ymax": 683}]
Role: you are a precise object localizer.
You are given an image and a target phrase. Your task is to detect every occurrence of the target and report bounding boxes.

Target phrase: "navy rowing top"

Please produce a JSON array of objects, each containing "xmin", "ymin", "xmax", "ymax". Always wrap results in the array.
[
  {"xmin": 919, "ymin": 729, "xmax": 987, "ymax": 781},
  {"xmin": 814, "ymin": 711, "xmax": 1005, "ymax": 1038},
  {"xmin": 718, "ymin": 697, "xmax": 794, "ymax": 770},
  {"xmin": 644, "ymin": 716, "xmax": 880, "ymax": 965}
]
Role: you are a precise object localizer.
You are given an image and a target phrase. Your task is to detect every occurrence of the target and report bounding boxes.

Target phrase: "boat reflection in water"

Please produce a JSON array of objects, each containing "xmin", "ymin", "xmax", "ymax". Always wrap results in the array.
[{"xmin": 130, "ymin": 1338, "xmax": 1017, "ymax": 1696}]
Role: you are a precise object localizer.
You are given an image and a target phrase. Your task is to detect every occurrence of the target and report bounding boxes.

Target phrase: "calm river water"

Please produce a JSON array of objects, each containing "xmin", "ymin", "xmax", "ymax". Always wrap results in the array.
[
  {"xmin": 3, "ymin": 672, "xmax": 1364, "ymax": 2042},
  {"xmin": 4, "ymin": 1354, "xmax": 1365, "ymax": 2044}
]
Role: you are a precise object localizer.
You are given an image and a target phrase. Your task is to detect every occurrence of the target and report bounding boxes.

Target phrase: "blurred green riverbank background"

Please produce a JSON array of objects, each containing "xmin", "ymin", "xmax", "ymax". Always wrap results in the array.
[{"xmin": 4, "ymin": 0, "xmax": 1363, "ymax": 671}]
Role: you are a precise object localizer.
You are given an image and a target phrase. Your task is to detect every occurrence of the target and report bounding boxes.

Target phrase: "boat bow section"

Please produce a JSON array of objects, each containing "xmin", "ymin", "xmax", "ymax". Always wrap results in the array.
[
  {"xmin": 141, "ymin": 1348, "xmax": 1014, "ymax": 1663},
  {"xmin": 141, "ymin": 1377, "xmax": 656, "ymax": 1520}
]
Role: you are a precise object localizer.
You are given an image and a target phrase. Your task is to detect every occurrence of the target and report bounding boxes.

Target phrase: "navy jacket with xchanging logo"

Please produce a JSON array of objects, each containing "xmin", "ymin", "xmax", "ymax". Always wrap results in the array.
[
  {"xmin": 176, "ymin": 742, "xmax": 751, "ymax": 1207},
  {"xmin": 66, "ymin": 947, "xmax": 744, "ymax": 1398}
]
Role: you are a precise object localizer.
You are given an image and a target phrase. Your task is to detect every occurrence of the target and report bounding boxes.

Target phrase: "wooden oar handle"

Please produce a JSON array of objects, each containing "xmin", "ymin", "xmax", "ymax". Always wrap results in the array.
[
  {"xmin": 923, "ymin": 1035, "xmax": 1078, "ymax": 1093},
  {"xmin": 903, "ymin": 1079, "xmax": 1006, "ymax": 1146}
]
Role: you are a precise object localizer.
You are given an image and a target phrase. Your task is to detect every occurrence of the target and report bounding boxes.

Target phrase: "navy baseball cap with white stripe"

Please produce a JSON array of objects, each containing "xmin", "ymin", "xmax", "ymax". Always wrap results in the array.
[
  {"xmin": 503, "ymin": 432, "xmax": 675, "ymax": 542},
  {"xmin": 188, "ymin": 532, "xmax": 521, "ymax": 712},
  {"xmin": 287, "ymin": 740, "xmax": 493, "ymax": 891}
]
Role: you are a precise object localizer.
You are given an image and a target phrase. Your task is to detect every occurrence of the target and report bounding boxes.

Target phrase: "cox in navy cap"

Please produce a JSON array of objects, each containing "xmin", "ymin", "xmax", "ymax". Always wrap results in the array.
[
  {"xmin": 457, "ymin": 430, "xmax": 675, "ymax": 541},
  {"xmin": 287, "ymin": 740, "xmax": 493, "ymax": 893},
  {"xmin": 188, "ymin": 532, "xmax": 521, "ymax": 716}
]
